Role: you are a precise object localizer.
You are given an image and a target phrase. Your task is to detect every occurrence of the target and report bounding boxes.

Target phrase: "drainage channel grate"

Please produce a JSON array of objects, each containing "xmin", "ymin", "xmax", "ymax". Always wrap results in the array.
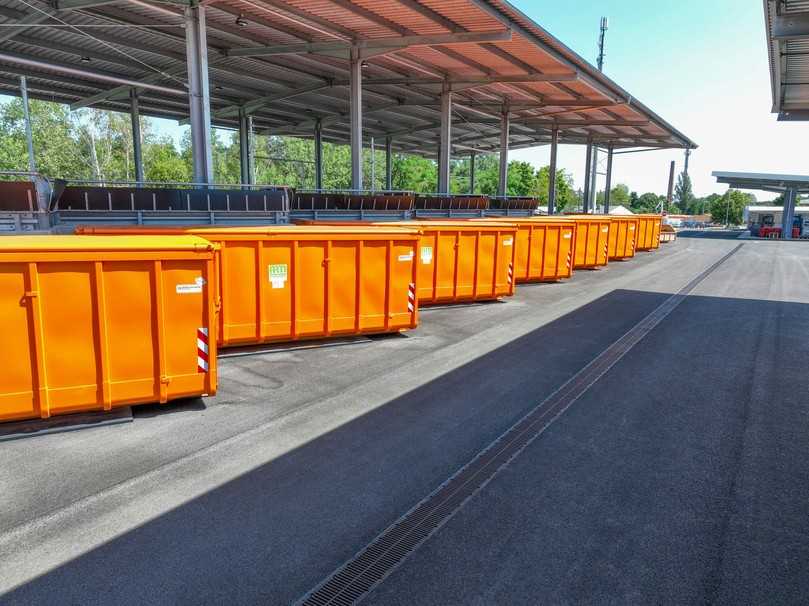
[{"xmin": 298, "ymin": 244, "xmax": 743, "ymax": 606}]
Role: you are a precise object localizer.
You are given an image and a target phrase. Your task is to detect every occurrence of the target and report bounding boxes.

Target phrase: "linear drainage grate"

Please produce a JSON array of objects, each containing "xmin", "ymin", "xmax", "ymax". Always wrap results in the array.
[{"xmin": 298, "ymin": 244, "xmax": 743, "ymax": 606}]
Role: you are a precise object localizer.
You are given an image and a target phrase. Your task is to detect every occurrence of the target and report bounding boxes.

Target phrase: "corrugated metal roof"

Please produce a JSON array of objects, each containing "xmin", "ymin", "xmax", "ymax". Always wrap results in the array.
[
  {"xmin": 764, "ymin": 0, "xmax": 809, "ymax": 118},
  {"xmin": 0, "ymin": 0, "xmax": 695, "ymax": 153}
]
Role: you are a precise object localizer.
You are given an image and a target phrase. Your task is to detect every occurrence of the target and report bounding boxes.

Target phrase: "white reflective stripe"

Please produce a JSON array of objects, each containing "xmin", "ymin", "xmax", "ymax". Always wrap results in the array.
[
  {"xmin": 198, "ymin": 327, "xmax": 208, "ymax": 337},
  {"xmin": 197, "ymin": 357, "xmax": 209, "ymax": 371},
  {"xmin": 197, "ymin": 338, "xmax": 209, "ymax": 355}
]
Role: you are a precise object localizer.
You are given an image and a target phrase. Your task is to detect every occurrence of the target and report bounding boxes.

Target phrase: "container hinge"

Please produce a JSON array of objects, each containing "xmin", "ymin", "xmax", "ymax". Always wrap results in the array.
[
  {"xmin": 24, "ymin": 290, "xmax": 38, "ymax": 298},
  {"xmin": 160, "ymin": 375, "xmax": 171, "ymax": 385}
]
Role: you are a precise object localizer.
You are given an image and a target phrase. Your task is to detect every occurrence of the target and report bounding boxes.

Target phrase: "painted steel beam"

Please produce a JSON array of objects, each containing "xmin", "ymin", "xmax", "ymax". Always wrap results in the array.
[
  {"xmin": 350, "ymin": 47, "xmax": 362, "ymax": 190},
  {"xmin": 437, "ymin": 84, "xmax": 452, "ymax": 194},
  {"xmin": 548, "ymin": 126, "xmax": 558, "ymax": 214},
  {"xmin": 498, "ymin": 109, "xmax": 509, "ymax": 196},
  {"xmin": 772, "ymin": 13, "xmax": 809, "ymax": 40},
  {"xmin": 185, "ymin": 4, "xmax": 213, "ymax": 185},
  {"xmin": 0, "ymin": 50, "xmax": 187, "ymax": 97},
  {"xmin": 130, "ymin": 90, "xmax": 144, "ymax": 183},
  {"xmin": 0, "ymin": 9, "xmax": 56, "ymax": 43},
  {"xmin": 226, "ymin": 30, "xmax": 512, "ymax": 57}
]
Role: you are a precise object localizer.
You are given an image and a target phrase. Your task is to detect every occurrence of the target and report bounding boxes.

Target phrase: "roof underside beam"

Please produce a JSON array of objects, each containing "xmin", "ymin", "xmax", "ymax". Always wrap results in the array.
[
  {"xmin": 226, "ymin": 30, "xmax": 513, "ymax": 57},
  {"xmin": 772, "ymin": 13, "xmax": 809, "ymax": 40}
]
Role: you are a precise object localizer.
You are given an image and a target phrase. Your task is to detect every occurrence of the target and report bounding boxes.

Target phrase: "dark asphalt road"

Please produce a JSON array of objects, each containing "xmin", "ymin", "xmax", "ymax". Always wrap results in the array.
[{"xmin": 2, "ymin": 234, "xmax": 808, "ymax": 605}]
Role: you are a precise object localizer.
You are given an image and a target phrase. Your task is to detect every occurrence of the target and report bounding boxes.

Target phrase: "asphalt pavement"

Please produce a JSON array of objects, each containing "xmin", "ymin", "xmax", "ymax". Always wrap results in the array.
[{"xmin": 2, "ymin": 233, "xmax": 808, "ymax": 605}]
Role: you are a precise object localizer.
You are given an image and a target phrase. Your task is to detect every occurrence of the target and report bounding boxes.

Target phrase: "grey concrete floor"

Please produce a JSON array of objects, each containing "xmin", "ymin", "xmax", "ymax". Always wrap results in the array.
[{"xmin": 2, "ymin": 233, "xmax": 808, "ymax": 605}]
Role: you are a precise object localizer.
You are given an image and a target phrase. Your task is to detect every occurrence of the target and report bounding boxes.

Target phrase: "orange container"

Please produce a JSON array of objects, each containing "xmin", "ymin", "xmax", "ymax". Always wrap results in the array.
[
  {"xmin": 548, "ymin": 215, "xmax": 610, "ymax": 269},
  {"xmin": 605, "ymin": 216, "xmax": 640, "ymax": 260},
  {"xmin": 295, "ymin": 220, "xmax": 517, "ymax": 305},
  {"xmin": 636, "ymin": 214, "xmax": 662, "ymax": 251},
  {"xmin": 0, "ymin": 235, "xmax": 218, "ymax": 423},
  {"xmin": 77, "ymin": 225, "xmax": 420, "ymax": 347},
  {"xmin": 467, "ymin": 217, "xmax": 575, "ymax": 283}
]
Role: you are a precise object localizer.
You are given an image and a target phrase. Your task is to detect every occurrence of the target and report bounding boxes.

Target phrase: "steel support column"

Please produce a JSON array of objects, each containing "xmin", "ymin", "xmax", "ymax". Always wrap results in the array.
[
  {"xmin": 469, "ymin": 152, "xmax": 476, "ymax": 194},
  {"xmin": 20, "ymin": 76, "xmax": 35, "ymax": 174},
  {"xmin": 385, "ymin": 136, "xmax": 392, "ymax": 190},
  {"xmin": 185, "ymin": 4, "xmax": 214, "ymax": 185},
  {"xmin": 582, "ymin": 141, "xmax": 593, "ymax": 213},
  {"xmin": 548, "ymin": 126, "xmax": 559, "ymax": 215},
  {"xmin": 498, "ymin": 109, "xmax": 510, "ymax": 197},
  {"xmin": 314, "ymin": 119, "xmax": 323, "ymax": 190},
  {"xmin": 130, "ymin": 89, "xmax": 144, "ymax": 184},
  {"xmin": 588, "ymin": 145, "xmax": 598, "ymax": 212},
  {"xmin": 349, "ymin": 47, "xmax": 363, "ymax": 190},
  {"xmin": 238, "ymin": 108, "xmax": 254, "ymax": 186},
  {"xmin": 782, "ymin": 188, "xmax": 797, "ymax": 239},
  {"xmin": 603, "ymin": 145, "xmax": 614, "ymax": 214},
  {"xmin": 438, "ymin": 84, "xmax": 452, "ymax": 194}
]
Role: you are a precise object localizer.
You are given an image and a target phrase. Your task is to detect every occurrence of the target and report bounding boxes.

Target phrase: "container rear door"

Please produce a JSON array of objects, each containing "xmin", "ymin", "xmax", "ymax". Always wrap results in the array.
[{"xmin": 161, "ymin": 259, "xmax": 211, "ymax": 398}]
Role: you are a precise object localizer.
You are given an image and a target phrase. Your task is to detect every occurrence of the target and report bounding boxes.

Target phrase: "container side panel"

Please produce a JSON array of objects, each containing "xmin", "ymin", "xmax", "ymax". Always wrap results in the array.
[
  {"xmin": 476, "ymin": 233, "xmax": 497, "ymax": 296},
  {"xmin": 530, "ymin": 226, "xmax": 547, "ymax": 280},
  {"xmin": 455, "ymin": 233, "xmax": 477, "ymax": 298},
  {"xmin": 330, "ymin": 241, "xmax": 358, "ymax": 333},
  {"xmin": 389, "ymin": 240, "xmax": 416, "ymax": 329},
  {"xmin": 435, "ymin": 232, "xmax": 457, "ymax": 300},
  {"xmin": 360, "ymin": 241, "xmax": 386, "ymax": 329},
  {"xmin": 161, "ymin": 260, "xmax": 208, "ymax": 398},
  {"xmin": 222, "ymin": 244, "xmax": 258, "ymax": 344},
  {"xmin": 39, "ymin": 262, "xmax": 100, "ymax": 413},
  {"xmin": 297, "ymin": 242, "xmax": 327, "ymax": 336},
  {"xmin": 264, "ymin": 242, "xmax": 293, "ymax": 340},
  {"xmin": 0, "ymin": 265, "xmax": 36, "ymax": 420},
  {"xmin": 513, "ymin": 226, "xmax": 531, "ymax": 281},
  {"xmin": 416, "ymin": 233, "xmax": 437, "ymax": 302},
  {"xmin": 564, "ymin": 228, "xmax": 575, "ymax": 276},
  {"xmin": 104, "ymin": 262, "xmax": 158, "ymax": 404}
]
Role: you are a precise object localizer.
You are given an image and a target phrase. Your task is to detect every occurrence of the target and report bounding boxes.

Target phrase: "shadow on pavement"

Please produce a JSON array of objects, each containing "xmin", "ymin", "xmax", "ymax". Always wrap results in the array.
[{"xmin": 4, "ymin": 288, "xmax": 809, "ymax": 606}]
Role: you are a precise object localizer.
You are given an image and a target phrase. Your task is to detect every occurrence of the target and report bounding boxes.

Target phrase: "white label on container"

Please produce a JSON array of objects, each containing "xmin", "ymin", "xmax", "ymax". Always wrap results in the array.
[
  {"xmin": 630, "ymin": 225, "xmax": 636, "ymax": 230},
  {"xmin": 602, "ymin": 227, "xmax": 609, "ymax": 233},
  {"xmin": 503, "ymin": 237, "xmax": 514, "ymax": 246},
  {"xmin": 268, "ymin": 263, "xmax": 288, "ymax": 289},
  {"xmin": 176, "ymin": 277, "xmax": 204, "ymax": 294},
  {"xmin": 398, "ymin": 252, "xmax": 414, "ymax": 262},
  {"xmin": 420, "ymin": 246, "xmax": 433, "ymax": 264},
  {"xmin": 563, "ymin": 233, "xmax": 572, "ymax": 239}
]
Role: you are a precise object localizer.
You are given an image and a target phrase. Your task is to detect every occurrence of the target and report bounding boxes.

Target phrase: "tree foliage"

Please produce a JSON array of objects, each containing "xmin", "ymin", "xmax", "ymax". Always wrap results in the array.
[
  {"xmin": 709, "ymin": 190, "xmax": 755, "ymax": 226},
  {"xmin": 674, "ymin": 172, "xmax": 695, "ymax": 210}
]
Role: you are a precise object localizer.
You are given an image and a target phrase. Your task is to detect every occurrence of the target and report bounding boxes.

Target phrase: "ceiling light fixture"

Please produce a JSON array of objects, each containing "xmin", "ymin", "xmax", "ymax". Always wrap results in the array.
[{"xmin": 235, "ymin": 13, "xmax": 248, "ymax": 27}]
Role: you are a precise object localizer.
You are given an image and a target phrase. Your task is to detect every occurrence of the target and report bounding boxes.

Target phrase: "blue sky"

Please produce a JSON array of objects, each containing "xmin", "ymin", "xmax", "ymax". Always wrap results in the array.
[{"xmin": 508, "ymin": 0, "xmax": 784, "ymax": 198}]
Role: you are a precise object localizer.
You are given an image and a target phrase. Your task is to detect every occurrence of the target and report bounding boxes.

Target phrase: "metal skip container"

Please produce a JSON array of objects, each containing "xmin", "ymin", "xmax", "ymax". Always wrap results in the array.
[
  {"xmin": 547, "ymin": 216, "xmax": 611, "ymax": 269},
  {"xmin": 606, "ymin": 216, "xmax": 640, "ymax": 260},
  {"xmin": 295, "ymin": 220, "xmax": 518, "ymax": 305},
  {"xmin": 471, "ymin": 217, "xmax": 575, "ymax": 283},
  {"xmin": 77, "ymin": 225, "xmax": 421, "ymax": 347},
  {"xmin": 0, "ymin": 235, "xmax": 218, "ymax": 423},
  {"xmin": 635, "ymin": 214, "xmax": 663, "ymax": 251}
]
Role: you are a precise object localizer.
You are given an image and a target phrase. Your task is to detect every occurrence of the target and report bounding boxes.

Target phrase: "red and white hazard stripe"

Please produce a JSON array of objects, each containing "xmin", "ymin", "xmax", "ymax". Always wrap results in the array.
[
  {"xmin": 197, "ymin": 327, "xmax": 209, "ymax": 373},
  {"xmin": 507, "ymin": 263, "xmax": 514, "ymax": 285},
  {"xmin": 407, "ymin": 282, "xmax": 416, "ymax": 313},
  {"xmin": 566, "ymin": 252, "xmax": 572, "ymax": 269}
]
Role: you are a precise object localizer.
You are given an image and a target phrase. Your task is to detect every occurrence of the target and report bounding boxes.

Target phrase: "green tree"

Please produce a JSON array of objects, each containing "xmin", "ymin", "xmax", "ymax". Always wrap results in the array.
[
  {"xmin": 596, "ymin": 183, "xmax": 630, "ymax": 208},
  {"xmin": 534, "ymin": 166, "xmax": 576, "ymax": 210},
  {"xmin": 674, "ymin": 172, "xmax": 695, "ymax": 210},
  {"xmin": 632, "ymin": 192, "xmax": 664, "ymax": 213},
  {"xmin": 710, "ymin": 190, "xmax": 754, "ymax": 225}
]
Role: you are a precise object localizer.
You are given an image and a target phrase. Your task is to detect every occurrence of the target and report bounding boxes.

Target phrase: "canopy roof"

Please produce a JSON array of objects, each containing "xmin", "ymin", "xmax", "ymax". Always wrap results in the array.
[
  {"xmin": 0, "ymin": 0, "xmax": 696, "ymax": 155},
  {"xmin": 713, "ymin": 170, "xmax": 809, "ymax": 193},
  {"xmin": 764, "ymin": 0, "xmax": 809, "ymax": 120}
]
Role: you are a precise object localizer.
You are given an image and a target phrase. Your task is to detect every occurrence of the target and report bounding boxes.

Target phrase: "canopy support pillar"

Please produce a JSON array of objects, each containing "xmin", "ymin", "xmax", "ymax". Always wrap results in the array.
[{"xmin": 185, "ymin": 4, "xmax": 213, "ymax": 185}]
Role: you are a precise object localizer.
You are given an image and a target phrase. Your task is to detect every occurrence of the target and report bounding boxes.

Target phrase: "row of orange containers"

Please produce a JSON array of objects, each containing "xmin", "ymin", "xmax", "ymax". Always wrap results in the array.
[{"xmin": 0, "ymin": 214, "xmax": 661, "ymax": 423}]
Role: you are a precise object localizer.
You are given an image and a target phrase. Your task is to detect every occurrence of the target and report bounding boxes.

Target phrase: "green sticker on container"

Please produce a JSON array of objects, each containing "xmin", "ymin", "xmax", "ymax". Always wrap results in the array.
[{"xmin": 268, "ymin": 263, "xmax": 288, "ymax": 288}]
